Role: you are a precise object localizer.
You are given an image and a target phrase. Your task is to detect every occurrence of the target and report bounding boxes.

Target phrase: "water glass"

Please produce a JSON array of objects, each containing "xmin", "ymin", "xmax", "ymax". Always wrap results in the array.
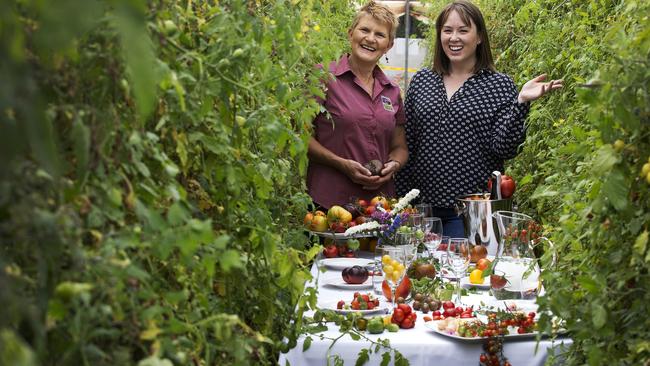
[
  {"xmin": 416, "ymin": 203, "xmax": 432, "ymax": 218},
  {"xmin": 446, "ymin": 237, "xmax": 470, "ymax": 304},
  {"xmin": 372, "ymin": 244, "xmax": 386, "ymax": 295},
  {"xmin": 395, "ymin": 231, "xmax": 417, "ymax": 267},
  {"xmin": 423, "ymin": 217, "xmax": 443, "ymax": 259},
  {"xmin": 409, "ymin": 212, "xmax": 424, "ymax": 230}
]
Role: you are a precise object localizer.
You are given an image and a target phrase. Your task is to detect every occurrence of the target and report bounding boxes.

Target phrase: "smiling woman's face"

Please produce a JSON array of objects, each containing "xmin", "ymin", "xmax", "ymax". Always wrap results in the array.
[
  {"xmin": 440, "ymin": 10, "xmax": 481, "ymax": 69},
  {"xmin": 348, "ymin": 14, "xmax": 393, "ymax": 66}
]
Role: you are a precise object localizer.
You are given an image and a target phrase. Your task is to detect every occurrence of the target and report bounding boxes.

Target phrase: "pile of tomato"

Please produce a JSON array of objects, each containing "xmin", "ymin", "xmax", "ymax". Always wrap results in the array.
[
  {"xmin": 430, "ymin": 301, "xmax": 475, "ymax": 320},
  {"xmin": 391, "ymin": 303, "xmax": 416, "ymax": 329},
  {"xmin": 337, "ymin": 292, "xmax": 380, "ymax": 311}
]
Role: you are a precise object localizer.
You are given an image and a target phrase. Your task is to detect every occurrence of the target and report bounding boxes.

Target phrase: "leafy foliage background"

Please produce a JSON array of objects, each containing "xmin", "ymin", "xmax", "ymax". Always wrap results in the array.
[
  {"xmin": 1, "ymin": 0, "xmax": 649, "ymax": 365},
  {"xmin": 0, "ymin": 0, "xmax": 352, "ymax": 365}
]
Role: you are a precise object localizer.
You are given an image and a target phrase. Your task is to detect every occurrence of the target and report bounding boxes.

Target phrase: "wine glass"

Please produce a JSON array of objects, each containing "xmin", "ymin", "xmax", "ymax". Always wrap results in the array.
[
  {"xmin": 423, "ymin": 217, "xmax": 443, "ymax": 259},
  {"xmin": 446, "ymin": 237, "xmax": 471, "ymax": 305},
  {"xmin": 381, "ymin": 246, "xmax": 407, "ymax": 309}
]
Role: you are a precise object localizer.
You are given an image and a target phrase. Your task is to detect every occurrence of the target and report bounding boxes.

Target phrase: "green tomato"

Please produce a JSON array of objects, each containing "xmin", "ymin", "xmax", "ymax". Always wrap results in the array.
[{"xmin": 367, "ymin": 318, "xmax": 384, "ymax": 334}]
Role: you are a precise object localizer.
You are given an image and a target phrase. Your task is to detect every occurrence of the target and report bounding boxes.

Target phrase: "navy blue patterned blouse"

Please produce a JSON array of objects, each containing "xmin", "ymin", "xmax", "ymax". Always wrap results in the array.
[{"xmin": 395, "ymin": 68, "xmax": 530, "ymax": 207}]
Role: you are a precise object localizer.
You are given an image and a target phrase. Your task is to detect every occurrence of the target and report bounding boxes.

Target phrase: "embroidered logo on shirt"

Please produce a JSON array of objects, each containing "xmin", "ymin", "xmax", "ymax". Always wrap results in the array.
[{"xmin": 381, "ymin": 96, "xmax": 394, "ymax": 112}]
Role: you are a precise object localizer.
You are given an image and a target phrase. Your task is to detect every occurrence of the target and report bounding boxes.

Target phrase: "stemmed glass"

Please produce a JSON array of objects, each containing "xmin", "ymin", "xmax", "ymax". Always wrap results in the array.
[
  {"xmin": 381, "ymin": 246, "xmax": 407, "ymax": 309},
  {"xmin": 446, "ymin": 238, "xmax": 471, "ymax": 305},
  {"xmin": 423, "ymin": 217, "xmax": 443, "ymax": 259}
]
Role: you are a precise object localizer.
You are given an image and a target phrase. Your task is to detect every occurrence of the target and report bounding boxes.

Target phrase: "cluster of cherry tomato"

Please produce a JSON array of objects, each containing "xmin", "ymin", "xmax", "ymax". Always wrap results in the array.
[
  {"xmin": 479, "ymin": 336, "xmax": 511, "ymax": 366},
  {"xmin": 504, "ymin": 221, "xmax": 542, "ymax": 243},
  {"xmin": 477, "ymin": 311, "xmax": 537, "ymax": 366},
  {"xmin": 337, "ymin": 292, "xmax": 380, "ymax": 311},
  {"xmin": 391, "ymin": 303, "xmax": 416, "ymax": 329},
  {"xmin": 430, "ymin": 301, "xmax": 475, "ymax": 320}
]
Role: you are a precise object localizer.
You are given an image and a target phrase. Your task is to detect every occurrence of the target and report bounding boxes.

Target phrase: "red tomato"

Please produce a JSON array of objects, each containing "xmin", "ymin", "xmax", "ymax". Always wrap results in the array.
[
  {"xmin": 432, "ymin": 310, "xmax": 441, "ymax": 317},
  {"xmin": 400, "ymin": 317, "xmax": 415, "ymax": 329},
  {"xmin": 351, "ymin": 300, "xmax": 360, "ymax": 310},
  {"xmin": 476, "ymin": 258, "xmax": 491, "ymax": 271},
  {"xmin": 323, "ymin": 245, "xmax": 338, "ymax": 258},
  {"xmin": 337, "ymin": 300, "xmax": 344, "ymax": 309},
  {"xmin": 397, "ymin": 303, "xmax": 412, "ymax": 317},
  {"xmin": 442, "ymin": 301, "xmax": 455, "ymax": 310},
  {"xmin": 392, "ymin": 308, "xmax": 405, "ymax": 323},
  {"xmin": 365, "ymin": 205, "xmax": 376, "ymax": 216},
  {"xmin": 487, "ymin": 174, "xmax": 516, "ymax": 198},
  {"xmin": 361, "ymin": 294, "xmax": 370, "ymax": 303}
]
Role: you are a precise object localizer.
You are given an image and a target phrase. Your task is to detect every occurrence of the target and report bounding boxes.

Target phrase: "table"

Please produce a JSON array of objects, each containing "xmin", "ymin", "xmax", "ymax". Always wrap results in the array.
[{"xmin": 279, "ymin": 252, "xmax": 572, "ymax": 366}]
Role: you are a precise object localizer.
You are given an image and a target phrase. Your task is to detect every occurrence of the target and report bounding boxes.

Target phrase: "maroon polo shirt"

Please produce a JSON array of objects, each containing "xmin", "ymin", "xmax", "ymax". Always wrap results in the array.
[{"xmin": 307, "ymin": 55, "xmax": 406, "ymax": 209}]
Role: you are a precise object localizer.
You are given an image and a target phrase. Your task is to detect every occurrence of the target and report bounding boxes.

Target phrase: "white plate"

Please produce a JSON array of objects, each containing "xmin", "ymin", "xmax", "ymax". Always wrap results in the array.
[
  {"xmin": 460, "ymin": 276, "xmax": 490, "ymax": 290},
  {"xmin": 320, "ymin": 300, "xmax": 389, "ymax": 315},
  {"xmin": 310, "ymin": 231, "xmax": 374, "ymax": 239},
  {"xmin": 322, "ymin": 275, "xmax": 374, "ymax": 289},
  {"xmin": 424, "ymin": 320, "xmax": 540, "ymax": 343},
  {"xmin": 319, "ymin": 257, "xmax": 374, "ymax": 270}
]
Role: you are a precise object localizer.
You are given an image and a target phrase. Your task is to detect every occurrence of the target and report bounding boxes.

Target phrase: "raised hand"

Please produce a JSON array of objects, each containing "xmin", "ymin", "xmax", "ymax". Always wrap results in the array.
[{"xmin": 518, "ymin": 74, "xmax": 563, "ymax": 103}]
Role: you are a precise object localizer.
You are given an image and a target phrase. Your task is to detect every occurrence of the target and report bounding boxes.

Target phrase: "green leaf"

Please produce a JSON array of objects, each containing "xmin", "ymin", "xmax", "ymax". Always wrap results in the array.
[
  {"xmin": 219, "ymin": 249, "xmax": 243, "ymax": 272},
  {"xmin": 167, "ymin": 202, "xmax": 187, "ymax": 226},
  {"xmin": 633, "ymin": 230, "xmax": 648, "ymax": 257},
  {"xmin": 302, "ymin": 336, "xmax": 312, "ymax": 352},
  {"xmin": 394, "ymin": 350, "xmax": 409, "ymax": 366},
  {"xmin": 576, "ymin": 275, "xmax": 600, "ymax": 294},
  {"xmin": 380, "ymin": 352, "xmax": 391, "ymax": 366},
  {"xmin": 355, "ymin": 349, "xmax": 369, "ymax": 366},
  {"xmin": 591, "ymin": 303, "xmax": 607, "ymax": 329},
  {"xmin": 214, "ymin": 235, "xmax": 230, "ymax": 249},
  {"xmin": 592, "ymin": 145, "xmax": 619, "ymax": 175},
  {"xmin": 112, "ymin": 6, "xmax": 158, "ymax": 120},
  {"xmin": 0, "ymin": 329, "xmax": 36, "ymax": 366},
  {"xmin": 601, "ymin": 169, "xmax": 628, "ymax": 211}
]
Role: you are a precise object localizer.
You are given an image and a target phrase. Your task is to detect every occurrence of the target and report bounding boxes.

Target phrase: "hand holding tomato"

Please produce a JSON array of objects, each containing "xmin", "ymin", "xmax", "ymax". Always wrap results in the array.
[{"xmin": 487, "ymin": 174, "xmax": 516, "ymax": 199}]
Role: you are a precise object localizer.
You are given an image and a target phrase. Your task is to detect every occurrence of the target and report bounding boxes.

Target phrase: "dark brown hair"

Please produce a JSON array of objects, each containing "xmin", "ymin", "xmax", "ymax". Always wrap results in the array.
[{"xmin": 432, "ymin": 0, "xmax": 495, "ymax": 74}]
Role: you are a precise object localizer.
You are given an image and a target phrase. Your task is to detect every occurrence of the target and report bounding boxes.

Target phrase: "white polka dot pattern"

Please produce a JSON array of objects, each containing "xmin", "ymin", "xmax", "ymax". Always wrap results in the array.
[{"xmin": 395, "ymin": 68, "xmax": 530, "ymax": 207}]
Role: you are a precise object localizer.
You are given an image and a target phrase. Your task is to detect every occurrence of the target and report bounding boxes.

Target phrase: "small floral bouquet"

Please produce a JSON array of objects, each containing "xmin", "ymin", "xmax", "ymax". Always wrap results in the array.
[{"xmin": 344, "ymin": 189, "xmax": 420, "ymax": 245}]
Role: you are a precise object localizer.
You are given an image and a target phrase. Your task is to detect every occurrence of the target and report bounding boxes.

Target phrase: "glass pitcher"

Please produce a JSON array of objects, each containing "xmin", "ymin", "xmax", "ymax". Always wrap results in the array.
[{"xmin": 490, "ymin": 211, "xmax": 541, "ymax": 300}]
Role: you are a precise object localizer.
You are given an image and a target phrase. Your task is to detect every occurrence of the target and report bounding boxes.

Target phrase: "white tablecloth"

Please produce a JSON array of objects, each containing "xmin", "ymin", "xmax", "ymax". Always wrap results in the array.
[{"xmin": 279, "ymin": 253, "xmax": 572, "ymax": 366}]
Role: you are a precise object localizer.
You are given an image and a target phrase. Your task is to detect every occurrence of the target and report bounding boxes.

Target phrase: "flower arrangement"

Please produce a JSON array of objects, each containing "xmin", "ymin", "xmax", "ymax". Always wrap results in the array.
[{"xmin": 344, "ymin": 189, "xmax": 420, "ymax": 245}]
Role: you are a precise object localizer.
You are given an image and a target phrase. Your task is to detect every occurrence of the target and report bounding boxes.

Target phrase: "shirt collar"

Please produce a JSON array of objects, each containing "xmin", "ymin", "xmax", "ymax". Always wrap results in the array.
[{"xmin": 333, "ymin": 54, "xmax": 392, "ymax": 86}]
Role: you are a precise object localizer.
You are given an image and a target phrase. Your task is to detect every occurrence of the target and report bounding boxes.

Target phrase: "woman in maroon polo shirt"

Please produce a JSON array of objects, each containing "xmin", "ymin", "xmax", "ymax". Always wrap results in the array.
[{"xmin": 307, "ymin": 1, "xmax": 408, "ymax": 209}]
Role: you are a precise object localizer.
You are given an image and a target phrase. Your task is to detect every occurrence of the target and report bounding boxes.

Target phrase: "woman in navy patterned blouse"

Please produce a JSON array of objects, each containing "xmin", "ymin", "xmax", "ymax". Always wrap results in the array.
[{"xmin": 395, "ymin": 0, "xmax": 562, "ymax": 237}]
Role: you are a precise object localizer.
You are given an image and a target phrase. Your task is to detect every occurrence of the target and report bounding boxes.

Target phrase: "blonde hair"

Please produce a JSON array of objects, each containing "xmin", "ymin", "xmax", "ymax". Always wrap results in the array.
[{"xmin": 350, "ymin": 1, "xmax": 399, "ymax": 42}]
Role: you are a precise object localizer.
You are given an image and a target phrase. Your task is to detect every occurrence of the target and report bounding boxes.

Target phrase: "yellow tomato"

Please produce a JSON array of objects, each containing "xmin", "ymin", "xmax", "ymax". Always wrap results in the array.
[
  {"xmin": 383, "ymin": 265, "xmax": 394, "ymax": 275},
  {"xmin": 382, "ymin": 255, "xmax": 392, "ymax": 265},
  {"xmin": 469, "ymin": 269, "xmax": 484, "ymax": 284}
]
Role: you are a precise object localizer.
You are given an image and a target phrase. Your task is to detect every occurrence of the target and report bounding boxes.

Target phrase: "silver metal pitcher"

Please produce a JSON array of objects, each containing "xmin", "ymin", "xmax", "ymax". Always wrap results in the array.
[{"xmin": 455, "ymin": 193, "xmax": 512, "ymax": 256}]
